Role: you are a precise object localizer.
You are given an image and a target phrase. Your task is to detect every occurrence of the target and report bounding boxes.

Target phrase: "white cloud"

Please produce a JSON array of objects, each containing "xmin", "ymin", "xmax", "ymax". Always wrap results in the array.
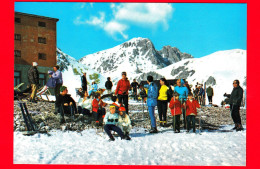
[{"xmin": 74, "ymin": 3, "xmax": 173, "ymax": 40}]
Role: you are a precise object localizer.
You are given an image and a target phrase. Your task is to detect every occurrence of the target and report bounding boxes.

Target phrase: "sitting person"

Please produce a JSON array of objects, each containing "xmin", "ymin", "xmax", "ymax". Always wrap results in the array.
[
  {"xmin": 111, "ymin": 95, "xmax": 121, "ymax": 113},
  {"xmin": 118, "ymin": 107, "xmax": 131, "ymax": 140},
  {"xmin": 92, "ymin": 93, "xmax": 107, "ymax": 127},
  {"xmin": 56, "ymin": 86, "xmax": 78, "ymax": 123},
  {"xmin": 37, "ymin": 70, "xmax": 56, "ymax": 96},
  {"xmin": 103, "ymin": 106, "xmax": 129, "ymax": 141},
  {"xmin": 77, "ymin": 91, "xmax": 92, "ymax": 116},
  {"xmin": 76, "ymin": 88, "xmax": 85, "ymax": 98},
  {"xmin": 88, "ymin": 81, "xmax": 98, "ymax": 97}
]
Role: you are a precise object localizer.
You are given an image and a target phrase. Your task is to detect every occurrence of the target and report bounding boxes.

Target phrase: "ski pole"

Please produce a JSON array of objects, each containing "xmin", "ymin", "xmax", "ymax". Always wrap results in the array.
[
  {"xmin": 19, "ymin": 102, "xmax": 31, "ymax": 131},
  {"xmin": 23, "ymin": 103, "xmax": 36, "ymax": 131},
  {"xmin": 173, "ymin": 97, "xmax": 176, "ymax": 132}
]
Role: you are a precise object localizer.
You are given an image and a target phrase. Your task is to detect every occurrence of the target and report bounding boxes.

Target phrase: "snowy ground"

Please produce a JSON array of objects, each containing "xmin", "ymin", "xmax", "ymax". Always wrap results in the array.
[{"xmin": 14, "ymin": 125, "xmax": 246, "ymax": 166}]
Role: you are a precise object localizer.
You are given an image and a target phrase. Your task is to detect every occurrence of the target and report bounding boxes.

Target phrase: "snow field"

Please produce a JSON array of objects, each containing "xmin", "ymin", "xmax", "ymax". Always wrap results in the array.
[{"xmin": 14, "ymin": 126, "xmax": 246, "ymax": 166}]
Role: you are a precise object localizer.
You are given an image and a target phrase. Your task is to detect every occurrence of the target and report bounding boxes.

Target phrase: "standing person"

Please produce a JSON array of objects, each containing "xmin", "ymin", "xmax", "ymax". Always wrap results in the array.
[
  {"xmin": 198, "ymin": 84, "xmax": 205, "ymax": 105},
  {"xmin": 105, "ymin": 77, "xmax": 113, "ymax": 94},
  {"xmin": 230, "ymin": 80, "xmax": 244, "ymax": 131},
  {"xmin": 131, "ymin": 79, "xmax": 139, "ymax": 100},
  {"xmin": 115, "ymin": 72, "xmax": 130, "ymax": 114},
  {"xmin": 52, "ymin": 65, "xmax": 63, "ymax": 99},
  {"xmin": 206, "ymin": 86, "xmax": 214, "ymax": 105},
  {"xmin": 184, "ymin": 93, "xmax": 200, "ymax": 133},
  {"xmin": 103, "ymin": 106, "xmax": 128, "ymax": 141},
  {"xmin": 81, "ymin": 72, "xmax": 88, "ymax": 93},
  {"xmin": 27, "ymin": 62, "xmax": 39, "ymax": 103},
  {"xmin": 169, "ymin": 93, "xmax": 182, "ymax": 133},
  {"xmin": 174, "ymin": 79, "xmax": 189, "ymax": 129},
  {"xmin": 157, "ymin": 78, "xmax": 169, "ymax": 127},
  {"xmin": 88, "ymin": 81, "xmax": 98, "ymax": 97},
  {"xmin": 144, "ymin": 75, "xmax": 158, "ymax": 133}
]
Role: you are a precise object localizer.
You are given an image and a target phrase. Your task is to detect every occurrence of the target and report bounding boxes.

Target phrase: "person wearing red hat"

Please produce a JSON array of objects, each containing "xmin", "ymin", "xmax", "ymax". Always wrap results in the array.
[{"xmin": 118, "ymin": 107, "xmax": 131, "ymax": 140}]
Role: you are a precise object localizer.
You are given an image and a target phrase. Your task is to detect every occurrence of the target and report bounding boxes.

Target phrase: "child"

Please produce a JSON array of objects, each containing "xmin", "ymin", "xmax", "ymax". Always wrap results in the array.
[
  {"xmin": 184, "ymin": 93, "xmax": 200, "ymax": 133},
  {"xmin": 111, "ymin": 95, "xmax": 121, "ymax": 113},
  {"xmin": 118, "ymin": 107, "xmax": 131, "ymax": 140},
  {"xmin": 92, "ymin": 93, "xmax": 107, "ymax": 127},
  {"xmin": 169, "ymin": 93, "xmax": 182, "ymax": 133},
  {"xmin": 103, "ymin": 106, "xmax": 128, "ymax": 141}
]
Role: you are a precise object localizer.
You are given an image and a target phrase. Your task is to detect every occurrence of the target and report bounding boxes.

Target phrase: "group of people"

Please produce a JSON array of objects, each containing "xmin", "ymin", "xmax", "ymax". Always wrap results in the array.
[{"xmin": 25, "ymin": 63, "xmax": 244, "ymax": 140}]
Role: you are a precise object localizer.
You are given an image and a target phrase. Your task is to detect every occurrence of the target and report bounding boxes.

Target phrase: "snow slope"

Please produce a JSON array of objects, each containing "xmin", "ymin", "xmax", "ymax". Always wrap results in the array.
[{"xmin": 14, "ymin": 126, "xmax": 246, "ymax": 166}]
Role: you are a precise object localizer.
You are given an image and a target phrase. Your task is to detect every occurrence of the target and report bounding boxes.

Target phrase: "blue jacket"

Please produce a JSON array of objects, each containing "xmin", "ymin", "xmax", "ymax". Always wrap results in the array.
[
  {"xmin": 104, "ymin": 112, "xmax": 119, "ymax": 125},
  {"xmin": 52, "ymin": 70, "xmax": 63, "ymax": 85},
  {"xmin": 174, "ymin": 79, "xmax": 189, "ymax": 101},
  {"xmin": 91, "ymin": 84, "xmax": 98, "ymax": 92},
  {"xmin": 144, "ymin": 82, "xmax": 158, "ymax": 107}
]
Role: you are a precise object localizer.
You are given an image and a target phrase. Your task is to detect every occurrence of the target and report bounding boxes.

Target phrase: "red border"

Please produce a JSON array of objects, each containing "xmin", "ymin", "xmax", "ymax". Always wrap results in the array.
[{"xmin": 2, "ymin": 0, "xmax": 259, "ymax": 168}]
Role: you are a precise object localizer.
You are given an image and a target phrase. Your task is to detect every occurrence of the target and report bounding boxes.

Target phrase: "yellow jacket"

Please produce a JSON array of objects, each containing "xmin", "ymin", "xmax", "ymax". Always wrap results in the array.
[{"xmin": 158, "ymin": 85, "xmax": 168, "ymax": 101}]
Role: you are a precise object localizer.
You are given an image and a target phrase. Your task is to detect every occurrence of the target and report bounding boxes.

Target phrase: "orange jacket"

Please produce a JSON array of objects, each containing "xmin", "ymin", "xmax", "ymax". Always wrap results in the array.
[
  {"xmin": 92, "ymin": 99, "xmax": 107, "ymax": 113},
  {"xmin": 169, "ymin": 98, "xmax": 182, "ymax": 116},
  {"xmin": 185, "ymin": 99, "xmax": 200, "ymax": 116},
  {"xmin": 115, "ymin": 79, "xmax": 130, "ymax": 95}
]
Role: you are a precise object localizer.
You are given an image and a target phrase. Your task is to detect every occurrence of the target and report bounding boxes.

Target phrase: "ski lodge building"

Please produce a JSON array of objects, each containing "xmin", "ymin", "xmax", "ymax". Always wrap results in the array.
[{"xmin": 14, "ymin": 12, "xmax": 59, "ymax": 90}]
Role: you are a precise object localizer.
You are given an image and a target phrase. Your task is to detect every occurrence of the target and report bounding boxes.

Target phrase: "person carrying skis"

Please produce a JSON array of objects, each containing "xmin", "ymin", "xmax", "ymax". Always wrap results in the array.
[
  {"xmin": 115, "ymin": 72, "xmax": 130, "ymax": 114},
  {"xmin": 144, "ymin": 75, "xmax": 158, "ymax": 133},
  {"xmin": 81, "ymin": 72, "xmax": 88, "ymax": 93},
  {"xmin": 169, "ymin": 93, "xmax": 182, "ymax": 133},
  {"xmin": 92, "ymin": 93, "xmax": 107, "ymax": 127},
  {"xmin": 56, "ymin": 86, "xmax": 78, "ymax": 123},
  {"xmin": 229, "ymin": 80, "xmax": 244, "ymax": 131},
  {"xmin": 103, "ymin": 105, "xmax": 130, "ymax": 141},
  {"xmin": 27, "ymin": 62, "xmax": 39, "ymax": 103},
  {"xmin": 105, "ymin": 77, "xmax": 113, "ymax": 94},
  {"xmin": 184, "ymin": 93, "xmax": 200, "ymax": 133},
  {"xmin": 206, "ymin": 86, "xmax": 214, "ymax": 105},
  {"xmin": 174, "ymin": 79, "xmax": 189, "ymax": 129},
  {"xmin": 118, "ymin": 107, "xmax": 131, "ymax": 140},
  {"xmin": 89, "ymin": 81, "xmax": 98, "ymax": 97},
  {"xmin": 131, "ymin": 79, "xmax": 139, "ymax": 100}
]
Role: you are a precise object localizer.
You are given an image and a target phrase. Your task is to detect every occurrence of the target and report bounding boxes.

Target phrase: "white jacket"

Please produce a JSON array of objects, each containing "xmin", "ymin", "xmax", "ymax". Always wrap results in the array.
[{"xmin": 78, "ymin": 97, "xmax": 92, "ymax": 110}]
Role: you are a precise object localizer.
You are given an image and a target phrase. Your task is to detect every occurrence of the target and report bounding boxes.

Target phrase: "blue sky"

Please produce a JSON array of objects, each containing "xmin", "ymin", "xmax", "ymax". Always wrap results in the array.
[{"xmin": 15, "ymin": 2, "xmax": 247, "ymax": 60}]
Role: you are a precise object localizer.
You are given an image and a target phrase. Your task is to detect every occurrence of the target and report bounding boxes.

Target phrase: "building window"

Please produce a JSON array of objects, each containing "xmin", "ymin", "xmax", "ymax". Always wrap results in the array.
[
  {"xmin": 38, "ymin": 37, "xmax": 46, "ymax": 44},
  {"xmin": 15, "ymin": 34, "xmax": 21, "ymax": 41},
  {"xmin": 15, "ymin": 17, "xmax": 21, "ymax": 23},
  {"xmin": 38, "ymin": 21, "xmax": 46, "ymax": 27},
  {"xmin": 14, "ymin": 71, "xmax": 21, "ymax": 87},
  {"xmin": 38, "ymin": 53, "xmax": 46, "ymax": 60},
  {"xmin": 14, "ymin": 50, "xmax": 21, "ymax": 57},
  {"xmin": 39, "ymin": 73, "xmax": 46, "ymax": 87}
]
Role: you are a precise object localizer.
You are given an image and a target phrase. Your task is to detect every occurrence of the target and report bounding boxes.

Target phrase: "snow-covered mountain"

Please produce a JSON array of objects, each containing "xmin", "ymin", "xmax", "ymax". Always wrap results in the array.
[
  {"xmin": 56, "ymin": 48, "xmax": 106, "ymax": 100},
  {"xmin": 136, "ymin": 49, "xmax": 247, "ymax": 105},
  {"xmin": 79, "ymin": 37, "xmax": 192, "ymax": 81}
]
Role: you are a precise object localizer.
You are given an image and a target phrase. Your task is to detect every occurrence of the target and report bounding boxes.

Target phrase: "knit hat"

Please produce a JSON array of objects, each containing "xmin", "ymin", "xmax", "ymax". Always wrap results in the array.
[
  {"xmin": 110, "ymin": 105, "xmax": 116, "ymax": 109},
  {"xmin": 122, "ymin": 72, "xmax": 127, "ymax": 76},
  {"xmin": 33, "ymin": 62, "xmax": 38, "ymax": 66},
  {"xmin": 119, "ymin": 107, "xmax": 126, "ymax": 112},
  {"xmin": 60, "ymin": 86, "xmax": 67, "ymax": 92}
]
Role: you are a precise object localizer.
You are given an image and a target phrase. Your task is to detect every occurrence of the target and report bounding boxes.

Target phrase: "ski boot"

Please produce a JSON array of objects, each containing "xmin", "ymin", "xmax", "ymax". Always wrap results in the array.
[
  {"xmin": 236, "ymin": 124, "xmax": 244, "ymax": 131},
  {"xmin": 124, "ymin": 132, "xmax": 131, "ymax": 140},
  {"xmin": 232, "ymin": 124, "xmax": 238, "ymax": 130},
  {"xmin": 109, "ymin": 136, "xmax": 115, "ymax": 141},
  {"xmin": 149, "ymin": 127, "xmax": 158, "ymax": 133},
  {"xmin": 159, "ymin": 121, "xmax": 164, "ymax": 127}
]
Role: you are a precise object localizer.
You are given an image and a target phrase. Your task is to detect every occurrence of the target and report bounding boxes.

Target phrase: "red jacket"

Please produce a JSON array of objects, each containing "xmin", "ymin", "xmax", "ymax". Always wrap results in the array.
[
  {"xmin": 185, "ymin": 99, "xmax": 200, "ymax": 116},
  {"xmin": 92, "ymin": 99, "xmax": 107, "ymax": 113},
  {"xmin": 115, "ymin": 79, "xmax": 130, "ymax": 95},
  {"xmin": 169, "ymin": 98, "xmax": 182, "ymax": 116}
]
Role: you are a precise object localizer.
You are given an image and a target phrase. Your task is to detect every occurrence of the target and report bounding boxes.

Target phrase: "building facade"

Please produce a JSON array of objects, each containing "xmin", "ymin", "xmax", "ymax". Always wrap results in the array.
[{"xmin": 14, "ymin": 12, "xmax": 59, "ymax": 90}]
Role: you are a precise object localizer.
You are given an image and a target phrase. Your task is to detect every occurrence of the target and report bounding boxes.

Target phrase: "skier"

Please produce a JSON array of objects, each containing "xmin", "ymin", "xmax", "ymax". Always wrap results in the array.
[
  {"xmin": 55, "ymin": 86, "xmax": 78, "ymax": 123},
  {"xmin": 229, "ymin": 80, "xmax": 244, "ymax": 131},
  {"xmin": 118, "ymin": 107, "xmax": 131, "ymax": 140},
  {"xmin": 27, "ymin": 62, "xmax": 39, "ymax": 103},
  {"xmin": 198, "ymin": 84, "xmax": 205, "ymax": 105},
  {"xmin": 103, "ymin": 105, "xmax": 129, "ymax": 141},
  {"xmin": 77, "ymin": 91, "xmax": 92, "ymax": 116},
  {"xmin": 206, "ymin": 86, "xmax": 214, "ymax": 105},
  {"xmin": 169, "ymin": 93, "xmax": 182, "ymax": 133},
  {"xmin": 144, "ymin": 75, "xmax": 158, "ymax": 133},
  {"xmin": 174, "ymin": 79, "xmax": 189, "ymax": 129},
  {"xmin": 131, "ymin": 79, "xmax": 139, "ymax": 100},
  {"xmin": 115, "ymin": 72, "xmax": 130, "ymax": 114},
  {"xmin": 92, "ymin": 93, "xmax": 107, "ymax": 127},
  {"xmin": 105, "ymin": 77, "xmax": 113, "ymax": 94},
  {"xmin": 184, "ymin": 93, "xmax": 200, "ymax": 133},
  {"xmin": 88, "ymin": 81, "xmax": 98, "ymax": 97},
  {"xmin": 157, "ymin": 78, "xmax": 169, "ymax": 127},
  {"xmin": 81, "ymin": 72, "xmax": 88, "ymax": 93}
]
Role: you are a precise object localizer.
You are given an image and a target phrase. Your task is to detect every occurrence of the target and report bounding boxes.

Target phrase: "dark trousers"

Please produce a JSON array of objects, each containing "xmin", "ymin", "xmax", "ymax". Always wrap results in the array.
[
  {"xmin": 180, "ymin": 99, "xmax": 187, "ymax": 129},
  {"xmin": 58, "ymin": 105, "xmax": 76, "ymax": 118},
  {"xmin": 230, "ymin": 104, "xmax": 241, "ymax": 125},
  {"xmin": 133, "ymin": 88, "xmax": 138, "ymax": 100},
  {"xmin": 82, "ymin": 86, "xmax": 87, "ymax": 93},
  {"xmin": 187, "ymin": 115, "xmax": 196, "ymax": 132},
  {"xmin": 93, "ymin": 108, "xmax": 106, "ymax": 122},
  {"xmin": 157, "ymin": 100, "xmax": 168, "ymax": 122},
  {"xmin": 104, "ymin": 124, "xmax": 124, "ymax": 138},
  {"xmin": 208, "ymin": 96, "xmax": 213, "ymax": 104},
  {"xmin": 54, "ymin": 83, "xmax": 62, "ymax": 112},
  {"xmin": 118, "ymin": 94, "xmax": 129, "ymax": 114},
  {"xmin": 172, "ymin": 115, "xmax": 180, "ymax": 131},
  {"xmin": 77, "ymin": 106, "xmax": 91, "ymax": 116}
]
